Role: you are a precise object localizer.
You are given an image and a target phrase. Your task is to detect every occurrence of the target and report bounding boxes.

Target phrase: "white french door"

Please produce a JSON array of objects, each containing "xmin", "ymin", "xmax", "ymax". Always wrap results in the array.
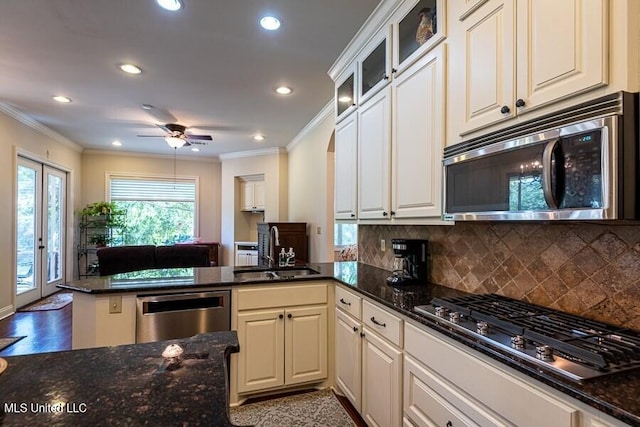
[{"xmin": 15, "ymin": 157, "xmax": 67, "ymax": 308}]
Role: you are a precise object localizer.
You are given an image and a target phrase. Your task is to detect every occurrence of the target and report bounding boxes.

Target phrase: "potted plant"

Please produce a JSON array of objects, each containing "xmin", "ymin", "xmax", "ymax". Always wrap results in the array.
[
  {"xmin": 89, "ymin": 233, "xmax": 112, "ymax": 247},
  {"xmin": 77, "ymin": 202, "xmax": 126, "ymax": 228}
]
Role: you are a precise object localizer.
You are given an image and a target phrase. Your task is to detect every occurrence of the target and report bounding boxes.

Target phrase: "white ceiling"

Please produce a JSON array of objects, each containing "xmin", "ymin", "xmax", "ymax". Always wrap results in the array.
[{"xmin": 0, "ymin": 0, "xmax": 381, "ymax": 157}]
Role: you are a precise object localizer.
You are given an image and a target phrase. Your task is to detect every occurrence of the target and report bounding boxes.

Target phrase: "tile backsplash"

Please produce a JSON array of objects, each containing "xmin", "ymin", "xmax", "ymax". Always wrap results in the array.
[{"xmin": 359, "ymin": 223, "xmax": 640, "ymax": 329}]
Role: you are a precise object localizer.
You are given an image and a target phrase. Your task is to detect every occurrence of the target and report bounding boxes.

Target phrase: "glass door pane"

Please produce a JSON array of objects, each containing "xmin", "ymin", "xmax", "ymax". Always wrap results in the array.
[
  {"xmin": 16, "ymin": 159, "xmax": 41, "ymax": 307},
  {"xmin": 43, "ymin": 166, "xmax": 66, "ymax": 296}
]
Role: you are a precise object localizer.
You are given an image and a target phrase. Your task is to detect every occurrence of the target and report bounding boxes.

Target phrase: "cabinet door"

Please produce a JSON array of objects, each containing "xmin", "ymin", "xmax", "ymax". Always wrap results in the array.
[
  {"xmin": 362, "ymin": 326, "xmax": 403, "ymax": 427},
  {"xmin": 335, "ymin": 113, "xmax": 358, "ymax": 220},
  {"xmin": 459, "ymin": 0, "xmax": 515, "ymax": 136},
  {"xmin": 253, "ymin": 181, "xmax": 265, "ymax": 210},
  {"xmin": 237, "ymin": 309, "xmax": 284, "ymax": 393},
  {"xmin": 335, "ymin": 308, "xmax": 362, "ymax": 412},
  {"xmin": 515, "ymin": 0, "xmax": 607, "ymax": 113},
  {"xmin": 241, "ymin": 182, "xmax": 255, "ymax": 211},
  {"xmin": 285, "ymin": 305, "xmax": 328, "ymax": 386},
  {"xmin": 358, "ymin": 86, "xmax": 392, "ymax": 220},
  {"xmin": 392, "ymin": 45, "xmax": 445, "ymax": 219}
]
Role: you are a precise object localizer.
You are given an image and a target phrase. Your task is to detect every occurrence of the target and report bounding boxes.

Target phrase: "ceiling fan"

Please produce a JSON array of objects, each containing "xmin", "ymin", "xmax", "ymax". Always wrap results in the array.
[{"xmin": 137, "ymin": 123, "xmax": 213, "ymax": 149}]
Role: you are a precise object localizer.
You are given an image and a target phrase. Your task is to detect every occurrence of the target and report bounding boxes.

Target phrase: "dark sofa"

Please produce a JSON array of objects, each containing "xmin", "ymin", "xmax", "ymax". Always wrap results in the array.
[{"xmin": 96, "ymin": 244, "xmax": 210, "ymax": 276}]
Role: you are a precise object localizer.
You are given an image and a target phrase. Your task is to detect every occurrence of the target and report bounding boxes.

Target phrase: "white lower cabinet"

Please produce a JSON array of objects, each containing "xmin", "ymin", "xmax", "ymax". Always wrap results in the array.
[
  {"xmin": 234, "ymin": 282, "xmax": 328, "ymax": 395},
  {"xmin": 403, "ymin": 322, "xmax": 630, "ymax": 427},
  {"xmin": 362, "ymin": 325, "xmax": 403, "ymax": 427},
  {"xmin": 335, "ymin": 286, "xmax": 403, "ymax": 427}
]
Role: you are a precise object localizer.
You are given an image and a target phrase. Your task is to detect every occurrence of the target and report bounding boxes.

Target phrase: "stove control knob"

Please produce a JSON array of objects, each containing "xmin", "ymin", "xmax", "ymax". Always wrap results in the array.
[
  {"xmin": 535, "ymin": 345, "xmax": 554, "ymax": 362},
  {"xmin": 476, "ymin": 321, "xmax": 489, "ymax": 336},
  {"xmin": 511, "ymin": 335, "xmax": 525, "ymax": 349},
  {"xmin": 435, "ymin": 306, "xmax": 449, "ymax": 318},
  {"xmin": 449, "ymin": 312, "xmax": 461, "ymax": 324}
]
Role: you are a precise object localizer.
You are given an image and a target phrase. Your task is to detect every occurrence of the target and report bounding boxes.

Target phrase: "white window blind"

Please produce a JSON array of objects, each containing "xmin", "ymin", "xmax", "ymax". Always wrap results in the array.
[{"xmin": 110, "ymin": 177, "xmax": 195, "ymax": 202}]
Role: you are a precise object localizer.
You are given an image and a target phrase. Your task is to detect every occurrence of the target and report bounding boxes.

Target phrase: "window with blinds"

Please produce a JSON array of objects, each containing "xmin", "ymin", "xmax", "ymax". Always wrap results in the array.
[{"xmin": 108, "ymin": 175, "xmax": 197, "ymax": 245}]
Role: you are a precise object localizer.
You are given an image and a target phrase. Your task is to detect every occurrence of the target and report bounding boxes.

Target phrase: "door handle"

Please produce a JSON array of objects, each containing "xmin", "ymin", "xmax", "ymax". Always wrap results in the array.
[{"xmin": 542, "ymin": 138, "xmax": 561, "ymax": 209}]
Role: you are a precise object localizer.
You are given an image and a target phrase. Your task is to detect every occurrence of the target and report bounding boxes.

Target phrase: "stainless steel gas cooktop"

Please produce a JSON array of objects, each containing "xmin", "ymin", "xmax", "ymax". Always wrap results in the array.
[{"xmin": 415, "ymin": 294, "xmax": 640, "ymax": 382}]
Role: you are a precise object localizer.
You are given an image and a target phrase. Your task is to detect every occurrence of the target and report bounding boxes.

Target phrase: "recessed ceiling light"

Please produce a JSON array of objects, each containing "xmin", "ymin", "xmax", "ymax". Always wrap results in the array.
[
  {"xmin": 141, "ymin": 104, "xmax": 154, "ymax": 110},
  {"xmin": 52, "ymin": 96, "xmax": 71, "ymax": 103},
  {"xmin": 191, "ymin": 147, "xmax": 200, "ymax": 152},
  {"xmin": 260, "ymin": 16, "xmax": 281, "ymax": 30},
  {"xmin": 118, "ymin": 63, "xmax": 142, "ymax": 75},
  {"xmin": 112, "ymin": 140, "xmax": 122, "ymax": 146},
  {"xmin": 253, "ymin": 134, "xmax": 265, "ymax": 141},
  {"xmin": 275, "ymin": 86, "xmax": 292, "ymax": 95},
  {"xmin": 156, "ymin": 0, "xmax": 182, "ymax": 11}
]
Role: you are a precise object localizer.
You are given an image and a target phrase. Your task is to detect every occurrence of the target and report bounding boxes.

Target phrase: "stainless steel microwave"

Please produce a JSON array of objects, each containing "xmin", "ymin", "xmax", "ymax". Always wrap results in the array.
[{"xmin": 443, "ymin": 92, "xmax": 639, "ymax": 221}]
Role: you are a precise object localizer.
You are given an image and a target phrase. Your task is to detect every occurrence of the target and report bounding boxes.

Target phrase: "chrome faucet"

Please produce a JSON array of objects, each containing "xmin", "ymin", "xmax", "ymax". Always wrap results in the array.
[{"xmin": 266, "ymin": 225, "xmax": 280, "ymax": 268}]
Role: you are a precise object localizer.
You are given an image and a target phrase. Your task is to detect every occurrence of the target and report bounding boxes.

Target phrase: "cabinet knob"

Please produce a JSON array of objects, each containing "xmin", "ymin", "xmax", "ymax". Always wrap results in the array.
[
  {"xmin": 287, "ymin": 313, "xmax": 292, "ymax": 319},
  {"xmin": 360, "ymin": 332, "xmax": 365, "ymax": 338},
  {"xmin": 390, "ymin": 211, "xmax": 396, "ymax": 216},
  {"xmin": 353, "ymin": 326, "xmax": 358, "ymax": 332},
  {"xmin": 352, "ymin": 103, "xmax": 356, "ymax": 107},
  {"xmin": 350, "ymin": 213, "xmax": 356, "ymax": 218},
  {"xmin": 382, "ymin": 211, "xmax": 388, "ymax": 217},
  {"xmin": 279, "ymin": 314, "xmax": 284, "ymax": 319},
  {"xmin": 447, "ymin": 422, "xmax": 453, "ymax": 427},
  {"xmin": 391, "ymin": 68, "xmax": 397, "ymax": 74},
  {"xmin": 515, "ymin": 98, "xmax": 526, "ymax": 108},
  {"xmin": 383, "ymin": 74, "xmax": 389, "ymax": 80},
  {"xmin": 500, "ymin": 105, "xmax": 511, "ymax": 114}
]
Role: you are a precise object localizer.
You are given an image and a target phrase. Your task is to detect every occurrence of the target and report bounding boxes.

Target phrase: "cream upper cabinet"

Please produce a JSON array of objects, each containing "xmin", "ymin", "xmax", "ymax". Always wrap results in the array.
[
  {"xmin": 392, "ymin": 0, "xmax": 447, "ymax": 77},
  {"xmin": 240, "ymin": 179, "xmax": 265, "ymax": 211},
  {"xmin": 359, "ymin": 27, "xmax": 392, "ymax": 105},
  {"xmin": 336, "ymin": 67, "xmax": 357, "ymax": 123},
  {"xmin": 358, "ymin": 85, "xmax": 392, "ymax": 219},
  {"xmin": 335, "ymin": 112, "xmax": 358, "ymax": 220},
  {"xmin": 458, "ymin": 0, "xmax": 608, "ymax": 136},
  {"xmin": 392, "ymin": 44, "xmax": 446, "ymax": 219}
]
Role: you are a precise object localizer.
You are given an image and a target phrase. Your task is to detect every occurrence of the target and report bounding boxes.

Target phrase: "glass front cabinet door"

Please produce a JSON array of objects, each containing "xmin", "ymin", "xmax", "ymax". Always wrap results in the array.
[
  {"xmin": 336, "ymin": 69, "xmax": 356, "ymax": 122},
  {"xmin": 393, "ymin": 0, "xmax": 446, "ymax": 75},
  {"xmin": 358, "ymin": 27, "xmax": 391, "ymax": 104}
]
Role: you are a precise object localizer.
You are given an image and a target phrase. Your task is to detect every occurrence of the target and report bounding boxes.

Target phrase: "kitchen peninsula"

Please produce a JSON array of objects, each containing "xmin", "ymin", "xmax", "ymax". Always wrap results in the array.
[
  {"xmin": 0, "ymin": 331, "xmax": 239, "ymax": 426},
  {"xmin": 59, "ymin": 263, "xmax": 640, "ymax": 426}
]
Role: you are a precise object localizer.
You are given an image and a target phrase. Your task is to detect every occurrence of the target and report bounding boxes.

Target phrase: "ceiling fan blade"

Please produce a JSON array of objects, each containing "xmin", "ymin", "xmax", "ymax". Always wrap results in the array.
[
  {"xmin": 156, "ymin": 124, "xmax": 171, "ymax": 133},
  {"xmin": 185, "ymin": 134, "xmax": 213, "ymax": 141},
  {"xmin": 143, "ymin": 106, "xmax": 178, "ymax": 124},
  {"xmin": 188, "ymin": 140, "xmax": 209, "ymax": 146}
]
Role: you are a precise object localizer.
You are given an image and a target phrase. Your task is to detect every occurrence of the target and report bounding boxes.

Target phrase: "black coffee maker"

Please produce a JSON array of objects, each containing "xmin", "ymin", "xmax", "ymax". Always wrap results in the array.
[{"xmin": 386, "ymin": 239, "xmax": 429, "ymax": 285}]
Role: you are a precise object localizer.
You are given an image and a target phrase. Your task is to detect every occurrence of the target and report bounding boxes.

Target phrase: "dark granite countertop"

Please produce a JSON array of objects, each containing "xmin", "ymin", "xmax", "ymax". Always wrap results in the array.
[
  {"xmin": 58, "ymin": 262, "xmax": 640, "ymax": 425},
  {"xmin": 0, "ymin": 331, "xmax": 239, "ymax": 426}
]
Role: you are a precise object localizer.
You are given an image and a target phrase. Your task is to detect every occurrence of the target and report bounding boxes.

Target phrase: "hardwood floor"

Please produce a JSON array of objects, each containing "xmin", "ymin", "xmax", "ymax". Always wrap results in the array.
[{"xmin": 0, "ymin": 302, "xmax": 72, "ymax": 356}]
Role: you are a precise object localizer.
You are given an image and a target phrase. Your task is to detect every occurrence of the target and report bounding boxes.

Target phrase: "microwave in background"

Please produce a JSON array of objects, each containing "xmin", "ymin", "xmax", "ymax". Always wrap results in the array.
[{"xmin": 443, "ymin": 92, "xmax": 639, "ymax": 221}]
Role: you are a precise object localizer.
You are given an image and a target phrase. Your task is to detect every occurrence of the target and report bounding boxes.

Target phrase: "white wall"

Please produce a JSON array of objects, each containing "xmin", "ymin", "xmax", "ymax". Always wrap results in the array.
[
  {"xmin": 81, "ymin": 150, "xmax": 222, "ymax": 256},
  {"xmin": 220, "ymin": 149, "xmax": 288, "ymax": 265},
  {"xmin": 0, "ymin": 108, "xmax": 83, "ymax": 316},
  {"xmin": 287, "ymin": 104, "xmax": 335, "ymax": 263}
]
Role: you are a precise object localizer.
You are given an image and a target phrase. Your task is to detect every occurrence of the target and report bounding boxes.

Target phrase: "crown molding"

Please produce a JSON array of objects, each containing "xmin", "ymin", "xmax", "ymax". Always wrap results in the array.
[
  {"xmin": 286, "ymin": 100, "xmax": 334, "ymax": 152},
  {"xmin": 327, "ymin": 0, "xmax": 405, "ymax": 81},
  {"xmin": 219, "ymin": 146, "xmax": 285, "ymax": 161},
  {"xmin": 83, "ymin": 148, "xmax": 220, "ymax": 163},
  {"xmin": 0, "ymin": 102, "xmax": 83, "ymax": 152}
]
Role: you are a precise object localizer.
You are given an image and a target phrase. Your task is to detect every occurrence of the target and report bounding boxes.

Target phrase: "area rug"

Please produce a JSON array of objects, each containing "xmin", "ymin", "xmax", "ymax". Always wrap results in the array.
[
  {"xmin": 230, "ymin": 389, "xmax": 355, "ymax": 427},
  {"xmin": 0, "ymin": 336, "xmax": 25, "ymax": 352},
  {"xmin": 18, "ymin": 292, "xmax": 72, "ymax": 312}
]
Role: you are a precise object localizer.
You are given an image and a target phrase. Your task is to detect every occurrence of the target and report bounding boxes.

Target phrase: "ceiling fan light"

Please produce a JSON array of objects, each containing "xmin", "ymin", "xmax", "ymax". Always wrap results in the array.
[
  {"xmin": 165, "ymin": 136, "xmax": 186, "ymax": 149},
  {"xmin": 157, "ymin": 0, "xmax": 182, "ymax": 11}
]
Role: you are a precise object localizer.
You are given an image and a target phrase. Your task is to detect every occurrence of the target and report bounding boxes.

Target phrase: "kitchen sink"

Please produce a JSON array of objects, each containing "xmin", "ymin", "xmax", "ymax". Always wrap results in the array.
[{"xmin": 233, "ymin": 267, "xmax": 321, "ymax": 282}]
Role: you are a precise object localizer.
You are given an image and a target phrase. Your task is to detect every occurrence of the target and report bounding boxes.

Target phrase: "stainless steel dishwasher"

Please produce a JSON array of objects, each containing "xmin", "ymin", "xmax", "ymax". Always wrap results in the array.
[{"xmin": 136, "ymin": 290, "xmax": 231, "ymax": 343}]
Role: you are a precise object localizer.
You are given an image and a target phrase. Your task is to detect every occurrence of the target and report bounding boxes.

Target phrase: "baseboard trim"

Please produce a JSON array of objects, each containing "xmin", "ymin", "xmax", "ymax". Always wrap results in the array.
[
  {"xmin": 0, "ymin": 304, "xmax": 15, "ymax": 321},
  {"xmin": 332, "ymin": 388, "xmax": 367, "ymax": 427}
]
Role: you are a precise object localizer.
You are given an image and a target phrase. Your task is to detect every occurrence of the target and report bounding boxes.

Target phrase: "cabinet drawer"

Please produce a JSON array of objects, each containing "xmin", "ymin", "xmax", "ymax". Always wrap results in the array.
[
  {"xmin": 362, "ymin": 300, "xmax": 403, "ymax": 348},
  {"xmin": 236, "ymin": 283, "xmax": 327, "ymax": 310},
  {"xmin": 405, "ymin": 322, "xmax": 579, "ymax": 427},
  {"xmin": 335, "ymin": 285, "xmax": 362, "ymax": 320}
]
